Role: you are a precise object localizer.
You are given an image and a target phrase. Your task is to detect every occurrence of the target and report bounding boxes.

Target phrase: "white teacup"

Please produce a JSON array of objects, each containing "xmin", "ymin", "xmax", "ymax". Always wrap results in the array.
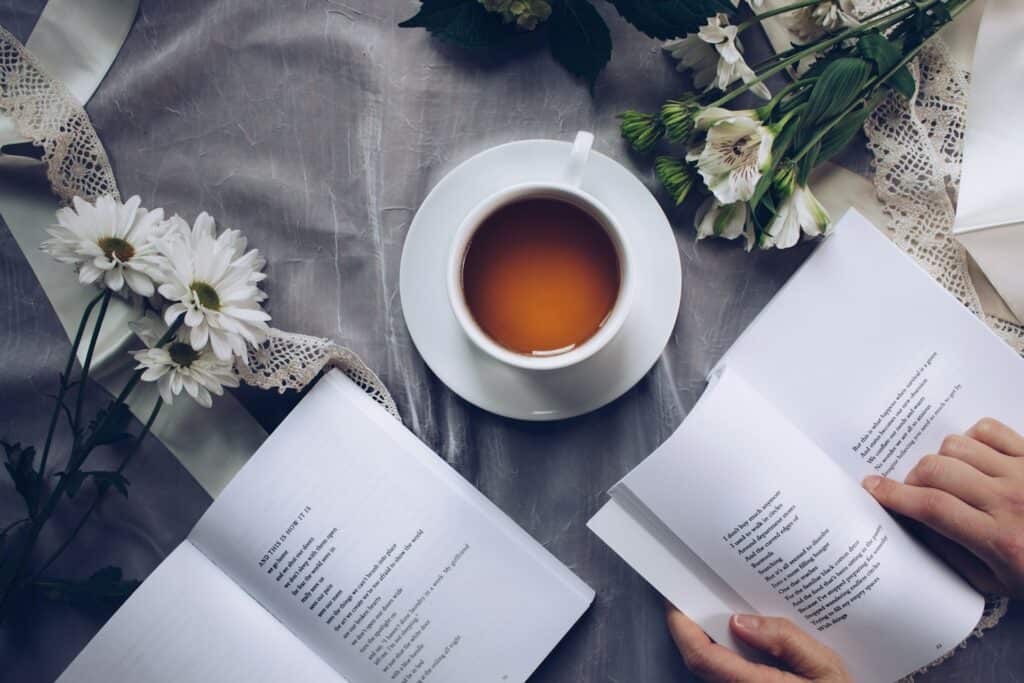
[{"xmin": 447, "ymin": 131, "xmax": 634, "ymax": 372}]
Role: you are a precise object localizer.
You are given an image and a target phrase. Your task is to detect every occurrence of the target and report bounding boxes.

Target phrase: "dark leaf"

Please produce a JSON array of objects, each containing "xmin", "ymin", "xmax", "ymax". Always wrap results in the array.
[
  {"xmin": 888, "ymin": 66, "xmax": 916, "ymax": 99},
  {"xmin": 398, "ymin": 0, "xmax": 519, "ymax": 50},
  {"xmin": 2, "ymin": 441, "xmax": 40, "ymax": 514},
  {"xmin": 87, "ymin": 402, "xmax": 133, "ymax": 447},
  {"xmin": 549, "ymin": 0, "xmax": 613, "ymax": 87},
  {"xmin": 815, "ymin": 90, "xmax": 886, "ymax": 164},
  {"xmin": 802, "ymin": 57, "xmax": 872, "ymax": 127},
  {"xmin": 857, "ymin": 31, "xmax": 915, "ymax": 98},
  {"xmin": 608, "ymin": 0, "xmax": 731, "ymax": 40},
  {"xmin": 858, "ymin": 31, "xmax": 901, "ymax": 74},
  {"xmin": 34, "ymin": 566, "xmax": 140, "ymax": 610}
]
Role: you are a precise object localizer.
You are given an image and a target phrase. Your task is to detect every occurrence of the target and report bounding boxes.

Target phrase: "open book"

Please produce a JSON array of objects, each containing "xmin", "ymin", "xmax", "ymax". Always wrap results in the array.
[
  {"xmin": 589, "ymin": 210, "xmax": 1024, "ymax": 682},
  {"xmin": 58, "ymin": 371, "xmax": 594, "ymax": 682}
]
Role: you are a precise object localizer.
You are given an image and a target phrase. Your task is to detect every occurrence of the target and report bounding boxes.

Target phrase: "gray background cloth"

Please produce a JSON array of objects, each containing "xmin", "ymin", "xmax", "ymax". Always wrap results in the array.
[{"xmin": 1, "ymin": 1, "xmax": 1022, "ymax": 681}]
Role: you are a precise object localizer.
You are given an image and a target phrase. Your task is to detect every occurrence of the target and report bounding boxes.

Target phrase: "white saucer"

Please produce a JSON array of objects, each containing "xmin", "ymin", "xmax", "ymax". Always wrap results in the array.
[{"xmin": 399, "ymin": 139, "xmax": 682, "ymax": 421}]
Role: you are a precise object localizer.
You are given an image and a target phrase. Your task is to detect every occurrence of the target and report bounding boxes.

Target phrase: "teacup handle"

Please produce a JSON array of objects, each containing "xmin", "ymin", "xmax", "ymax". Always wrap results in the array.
[{"xmin": 565, "ymin": 131, "xmax": 594, "ymax": 188}]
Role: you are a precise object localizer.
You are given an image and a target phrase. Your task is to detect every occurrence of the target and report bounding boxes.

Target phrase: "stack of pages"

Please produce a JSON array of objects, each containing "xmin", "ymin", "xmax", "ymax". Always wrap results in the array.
[{"xmin": 590, "ymin": 210, "xmax": 1024, "ymax": 682}]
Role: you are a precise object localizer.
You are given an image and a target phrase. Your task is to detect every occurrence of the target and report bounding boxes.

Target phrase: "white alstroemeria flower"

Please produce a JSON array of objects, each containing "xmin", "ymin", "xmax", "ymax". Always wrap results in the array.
[
  {"xmin": 695, "ymin": 198, "xmax": 756, "ymax": 251},
  {"xmin": 665, "ymin": 13, "xmax": 770, "ymax": 100},
  {"xmin": 762, "ymin": 184, "xmax": 832, "ymax": 249},
  {"xmin": 687, "ymin": 108, "xmax": 775, "ymax": 205},
  {"xmin": 42, "ymin": 194, "xmax": 168, "ymax": 296},
  {"xmin": 664, "ymin": 35, "xmax": 718, "ymax": 89},
  {"xmin": 131, "ymin": 315, "xmax": 239, "ymax": 408},
  {"xmin": 158, "ymin": 212, "xmax": 270, "ymax": 362},
  {"xmin": 812, "ymin": 0, "xmax": 859, "ymax": 32}
]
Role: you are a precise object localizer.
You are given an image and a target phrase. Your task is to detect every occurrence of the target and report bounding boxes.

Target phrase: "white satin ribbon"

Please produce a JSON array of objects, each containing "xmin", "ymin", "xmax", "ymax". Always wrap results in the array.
[{"xmin": 0, "ymin": 0, "xmax": 266, "ymax": 496}]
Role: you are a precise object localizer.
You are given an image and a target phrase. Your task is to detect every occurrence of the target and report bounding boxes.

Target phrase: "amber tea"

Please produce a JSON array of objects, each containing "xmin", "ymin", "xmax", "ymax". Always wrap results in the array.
[{"xmin": 460, "ymin": 197, "xmax": 621, "ymax": 356}]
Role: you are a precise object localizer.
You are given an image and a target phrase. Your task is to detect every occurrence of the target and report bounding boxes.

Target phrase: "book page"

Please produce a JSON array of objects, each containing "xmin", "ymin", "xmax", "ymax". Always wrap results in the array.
[
  {"xmin": 587, "ymin": 496, "xmax": 757, "ymax": 656},
  {"xmin": 56, "ymin": 543, "xmax": 344, "ymax": 682},
  {"xmin": 189, "ymin": 370, "xmax": 593, "ymax": 683},
  {"xmin": 718, "ymin": 209, "xmax": 1024, "ymax": 482},
  {"xmin": 618, "ymin": 369, "xmax": 983, "ymax": 683}
]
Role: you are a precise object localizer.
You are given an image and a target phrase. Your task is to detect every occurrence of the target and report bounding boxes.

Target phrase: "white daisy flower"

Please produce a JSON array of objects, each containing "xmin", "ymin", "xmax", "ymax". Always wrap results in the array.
[
  {"xmin": 157, "ymin": 212, "xmax": 270, "ymax": 363},
  {"xmin": 131, "ymin": 315, "xmax": 239, "ymax": 408},
  {"xmin": 666, "ymin": 14, "xmax": 771, "ymax": 100},
  {"xmin": 687, "ymin": 108, "xmax": 775, "ymax": 205},
  {"xmin": 695, "ymin": 197, "xmax": 756, "ymax": 251},
  {"xmin": 42, "ymin": 194, "xmax": 168, "ymax": 296},
  {"xmin": 762, "ymin": 184, "xmax": 832, "ymax": 249}
]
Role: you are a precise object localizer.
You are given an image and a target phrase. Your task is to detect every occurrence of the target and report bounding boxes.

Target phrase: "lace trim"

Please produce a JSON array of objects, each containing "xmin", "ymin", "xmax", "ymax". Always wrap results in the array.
[
  {"xmin": 0, "ymin": 25, "xmax": 119, "ymax": 202},
  {"xmin": 852, "ymin": 4, "xmax": 1016, "ymax": 676},
  {"xmin": 0, "ymin": 25, "xmax": 399, "ymax": 419},
  {"xmin": 238, "ymin": 329, "xmax": 399, "ymax": 419}
]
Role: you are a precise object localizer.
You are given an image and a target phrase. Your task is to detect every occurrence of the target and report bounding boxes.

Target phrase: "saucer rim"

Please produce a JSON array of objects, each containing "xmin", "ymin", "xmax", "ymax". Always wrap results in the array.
[{"xmin": 399, "ymin": 137, "xmax": 682, "ymax": 421}]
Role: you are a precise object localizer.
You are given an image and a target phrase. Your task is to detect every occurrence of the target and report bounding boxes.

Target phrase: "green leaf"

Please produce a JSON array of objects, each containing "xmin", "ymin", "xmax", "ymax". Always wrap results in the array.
[
  {"xmin": 802, "ymin": 58, "xmax": 872, "ymax": 128},
  {"xmin": 858, "ymin": 31, "xmax": 901, "ymax": 73},
  {"xmin": 815, "ymin": 90, "xmax": 886, "ymax": 164},
  {"xmin": 399, "ymin": 0, "xmax": 519, "ymax": 50},
  {"xmin": 749, "ymin": 172, "xmax": 774, "ymax": 211},
  {"xmin": 2, "ymin": 441, "xmax": 40, "ymax": 515},
  {"xmin": 549, "ymin": 0, "xmax": 613, "ymax": 87},
  {"xmin": 857, "ymin": 32, "xmax": 915, "ymax": 98},
  {"xmin": 34, "ymin": 566, "xmax": 140, "ymax": 610},
  {"xmin": 888, "ymin": 66, "xmax": 916, "ymax": 99},
  {"xmin": 608, "ymin": 0, "xmax": 731, "ymax": 40},
  {"xmin": 796, "ymin": 141, "xmax": 820, "ymax": 185}
]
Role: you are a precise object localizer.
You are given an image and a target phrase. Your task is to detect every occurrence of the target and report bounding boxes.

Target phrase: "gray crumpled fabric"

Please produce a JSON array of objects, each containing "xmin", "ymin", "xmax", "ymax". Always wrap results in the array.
[{"xmin": 0, "ymin": 1, "xmax": 1021, "ymax": 681}]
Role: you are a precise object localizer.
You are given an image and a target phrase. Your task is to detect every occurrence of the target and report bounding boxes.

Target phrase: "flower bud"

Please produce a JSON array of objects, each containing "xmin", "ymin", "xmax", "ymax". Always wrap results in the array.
[
  {"xmin": 660, "ymin": 99, "xmax": 697, "ymax": 144},
  {"xmin": 619, "ymin": 111, "xmax": 665, "ymax": 154},
  {"xmin": 655, "ymin": 156, "xmax": 696, "ymax": 206}
]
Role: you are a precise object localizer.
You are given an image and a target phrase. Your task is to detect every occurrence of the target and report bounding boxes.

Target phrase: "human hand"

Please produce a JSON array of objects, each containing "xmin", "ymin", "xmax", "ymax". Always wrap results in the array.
[
  {"xmin": 863, "ymin": 418, "xmax": 1024, "ymax": 599},
  {"xmin": 667, "ymin": 607, "xmax": 851, "ymax": 682}
]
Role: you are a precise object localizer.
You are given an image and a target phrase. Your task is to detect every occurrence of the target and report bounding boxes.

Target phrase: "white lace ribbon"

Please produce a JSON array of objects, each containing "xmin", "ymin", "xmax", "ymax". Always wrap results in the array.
[{"xmin": 0, "ymin": 5, "xmax": 397, "ymax": 498}]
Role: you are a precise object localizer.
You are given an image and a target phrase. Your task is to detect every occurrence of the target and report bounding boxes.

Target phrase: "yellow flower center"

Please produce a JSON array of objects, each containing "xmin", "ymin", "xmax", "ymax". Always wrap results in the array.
[
  {"xmin": 189, "ymin": 281, "xmax": 221, "ymax": 310},
  {"xmin": 168, "ymin": 342, "xmax": 201, "ymax": 368},
  {"xmin": 97, "ymin": 236, "xmax": 135, "ymax": 262}
]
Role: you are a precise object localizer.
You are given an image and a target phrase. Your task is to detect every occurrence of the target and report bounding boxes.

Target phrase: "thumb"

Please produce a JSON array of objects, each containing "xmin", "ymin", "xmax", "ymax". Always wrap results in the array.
[{"xmin": 730, "ymin": 615, "xmax": 842, "ymax": 679}]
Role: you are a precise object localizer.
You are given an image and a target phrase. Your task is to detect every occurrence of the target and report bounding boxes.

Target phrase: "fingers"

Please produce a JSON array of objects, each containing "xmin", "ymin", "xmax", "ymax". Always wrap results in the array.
[
  {"xmin": 904, "ymin": 453, "xmax": 994, "ymax": 511},
  {"xmin": 938, "ymin": 433, "xmax": 1016, "ymax": 478},
  {"xmin": 730, "ymin": 614, "xmax": 843, "ymax": 679},
  {"xmin": 967, "ymin": 418, "xmax": 1024, "ymax": 459},
  {"xmin": 863, "ymin": 475, "xmax": 996, "ymax": 561},
  {"xmin": 666, "ymin": 607, "xmax": 794, "ymax": 682}
]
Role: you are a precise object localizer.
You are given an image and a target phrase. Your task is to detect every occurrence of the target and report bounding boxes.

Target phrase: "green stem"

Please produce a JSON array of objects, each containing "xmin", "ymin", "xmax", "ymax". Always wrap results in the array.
[
  {"xmin": 791, "ymin": 0, "xmax": 974, "ymax": 164},
  {"xmin": 0, "ymin": 315, "xmax": 184, "ymax": 616},
  {"xmin": 72, "ymin": 289, "xmax": 113, "ymax": 450},
  {"xmin": 738, "ymin": 0, "xmax": 827, "ymax": 32},
  {"xmin": 35, "ymin": 289, "xmax": 106, "ymax": 512},
  {"xmin": 708, "ymin": 0, "xmax": 936, "ymax": 109},
  {"xmin": 793, "ymin": 42, "xmax": 924, "ymax": 162},
  {"xmin": 759, "ymin": 77, "xmax": 817, "ymax": 119},
  {"xmin": 32, "ymin": 398, "xmax": 164, "ymax": 582}
]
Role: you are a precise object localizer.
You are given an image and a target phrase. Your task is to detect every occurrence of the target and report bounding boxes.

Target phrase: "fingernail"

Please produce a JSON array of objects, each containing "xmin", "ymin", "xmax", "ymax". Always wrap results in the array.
[
  {"xmin": 862, "ymin": 475, "xmax": 882, "ymax": 492},
  {"xmin": 733, "ymin": 614, "xmax": 761, "ymax": 631}
]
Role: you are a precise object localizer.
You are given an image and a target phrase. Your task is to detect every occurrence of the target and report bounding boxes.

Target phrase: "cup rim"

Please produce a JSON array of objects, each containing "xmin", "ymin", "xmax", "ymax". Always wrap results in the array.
[{"xmin": 447, "ymin": 181, "xmax": 634, "ymax": 371}]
